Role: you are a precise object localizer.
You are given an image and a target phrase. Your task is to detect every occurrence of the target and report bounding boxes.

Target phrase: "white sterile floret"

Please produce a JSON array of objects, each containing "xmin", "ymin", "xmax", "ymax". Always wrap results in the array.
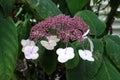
[
  {"xmin": 56, "ymin": 47, "xmax": 75, "ymax": 63},
  {"xmin": 23, "ymin": 46, "xmax": 39, "ymax": 60},
  {"xmin": 78, "ymin": 50, "xmax": 94, "ymax": 61},
  {"xmin": 21, "ymin": 39, "xmax": 39, "ymax": 60},
  {"xmin": 21, "ymin": 39, "xmax": 35, "ymax": 47},
  {"xmin": 40, "ymin": 40, "xmax": 57, "ymax": 50},
  {"xmin": 40, "ymin": 35, "xmax": 60, "ymax": 50},
  {"xmin": 47, "ymin": 35, "xmax": 60, "ymax": 42}
]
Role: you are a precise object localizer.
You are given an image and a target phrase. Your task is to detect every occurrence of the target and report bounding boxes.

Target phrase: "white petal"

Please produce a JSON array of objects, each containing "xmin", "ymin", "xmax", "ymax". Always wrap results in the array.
[
  {"xmin": 40, "ymin": 40, "xmax": 50, "ymax": 49},
  {"xmin": 40, "ymin": 40, "xmax": 48, "ymax": 46},
  {"xmin": 23, "ymin": 46, "xmax": 39, "ymax": 59},
  {"xmin": 31, "ymin": 46, "xmax": 39, "ymax": 53},
  {"xmin": 47, "ymin": 36, "xmax": 56, "ymax": 40},
  {"xmin": 23, "ymin": 46, "xmax": 33, "ymax": 54},
  {"xmin": 57, "ymin": 55, "xmax": 68, "ymax": 63},
  {"xmin": 24, "ymin": 52, "xmax": 31, "ymax": 59},
  {"xmin": 56, "ymin": 48, "xmax": 64, "ymax": 55},
  {"xmin": 47, "ymin": 35, "xmax": 60, "ymax": 42},
  {"xmin": 82, "ymin": 29, "xmax": 90, "ymax": 37},
  {"xmin": 65, "ymin": 47, "xmax": 75, "ymax": 59},
  {"xmin": 49, "ymin": 40, "xmax": 57, "ymax": 46},
  {"xmin": 21, "ymin": 39, "xmax": 28, "ymax": 46},
  {"xmin": 78, "ymin": 50, "xmax": 87, "ymax": 60},
  {"xmin": 46, "ymin": 46, "xmax": 54, "ymax": 50},
  {"xmin": 22, "ymin": 47, "xmax": 25, "ymax": 53},
  {"xmin": 40, "ymin": 40, "xmax": 56, "ymax": 50},
  {"xmin": 31, "ymin": 53, "xmax": 39, "ymax": 60},
  {"xmin": 67, "ymin": 52, "xmax": 75, "ymax": 59},
  {"xmin": 86, "ymin": 56, "xmax": 94, "ymax": 61},
  {"xmin": 78, "ymin": 49, "xmax": 94, "ymax": 61},
  {"xmin": 84, "ymin": 50, "xmax": 92, "ymax": 56},
  {"xmin": 30, "ymin": 41, "xmax": 36, "ymax": 46},
  {"xmin": 21, "ymin": 39, "xmax": 35, "ymax": 47},
  {"xmin": 66, "ymin": 47, "xmax": 74, "ymax": 53},
  {"xmin": 25, "ymin": 53, "xmax": 39, "ymax": 60},
  {"xmin": 56, "ymin": 47, "xmax": 75, "ymax": 63},
  {"xmin": 23, "ymin": 46, "xmax": 38, "ymax": 54},
  {"xmin": 25, "ymin": 55, "xmax": 31, "ymax": 59}
]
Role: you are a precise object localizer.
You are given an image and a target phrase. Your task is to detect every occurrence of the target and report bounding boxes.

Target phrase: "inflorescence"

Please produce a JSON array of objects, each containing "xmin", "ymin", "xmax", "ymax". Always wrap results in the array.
[
  {"xmin": 21, "ymin": 14, "xmax": 94, "ymax": 63},
  {"xmin": 30, "ymin": 14, "xmax": 89, "ymax": 42}
]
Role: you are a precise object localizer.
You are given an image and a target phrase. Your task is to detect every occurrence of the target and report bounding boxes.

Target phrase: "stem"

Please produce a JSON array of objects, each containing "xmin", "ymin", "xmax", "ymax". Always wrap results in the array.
[
  {"xmin": 96, "ymin": 3, "xmax": 101, "ymax": 16},
  {"xmin": 105, "ymin": 4, "xmax": 119, "ymax": 34},
  {"xmin": 86, "ymin": 1, "xmax": 92, "ymax": 10}
]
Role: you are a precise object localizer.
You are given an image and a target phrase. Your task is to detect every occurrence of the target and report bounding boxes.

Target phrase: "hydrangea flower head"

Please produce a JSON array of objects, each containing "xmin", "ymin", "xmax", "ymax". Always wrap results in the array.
[
  {"xmin": 56, "ymin": 47, "xmax": 75, "ymax": 63},
  {"xmin": 30, "ymin": 14, "xmax": 89, "ymax": 42}
]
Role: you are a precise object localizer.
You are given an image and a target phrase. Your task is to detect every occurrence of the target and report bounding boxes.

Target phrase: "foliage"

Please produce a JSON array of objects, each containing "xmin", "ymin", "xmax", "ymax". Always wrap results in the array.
[
  {"xmin": 0, "ymin": 0, "xmax": 120, "ymax": 80},
  {"xmin": 0, "ymin": 13, "xmax": 18, "ymax": 80}
]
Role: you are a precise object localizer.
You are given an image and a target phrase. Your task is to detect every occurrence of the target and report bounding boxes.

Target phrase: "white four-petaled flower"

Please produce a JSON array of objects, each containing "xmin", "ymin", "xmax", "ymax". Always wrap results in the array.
[
  {"xmin": 21, "ymin": 39, "xmax": 39, "ymax": 60},
  {"xmin": 23, "ymin": 46, "xmax": 39, "ymax": 60},
  {"xmin": 40, "ymin": 35, "xmax": 60, "ymax": 50},
  {"xmin": 47, "ymin": 36, "xmax": 60, "ymax": 42},
  {"xmin": 40, "ymin": 40, "xmax": 57, "ymax": 50},
  {"xmin": 78, "ymin": 49, "xmax": 94, "ymax": 62},
  {"xmin": 78, "ymin": 29, "xmax": 95, "ymax": 62},
  {"xmin": 56, "ymin": 47, "xmax": 75, "ymax": 63}
]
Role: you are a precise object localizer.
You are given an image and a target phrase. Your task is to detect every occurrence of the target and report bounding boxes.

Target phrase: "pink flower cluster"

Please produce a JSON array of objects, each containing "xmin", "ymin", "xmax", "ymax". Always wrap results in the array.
[{"xmin": 30, "ymin": 14, "xmax": 89, "ymax": 42}]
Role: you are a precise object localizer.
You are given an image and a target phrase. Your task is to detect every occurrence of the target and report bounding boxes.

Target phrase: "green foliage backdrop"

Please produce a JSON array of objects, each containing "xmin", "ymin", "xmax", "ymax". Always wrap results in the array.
[{"xmin": 0, "ymin": 0, "xmax": 120, "ymax": 80}]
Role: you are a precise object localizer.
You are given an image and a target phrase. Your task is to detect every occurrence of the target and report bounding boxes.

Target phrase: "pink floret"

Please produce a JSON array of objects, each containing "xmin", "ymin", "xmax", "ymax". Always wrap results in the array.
[{"xmin": 30, "ymin": 14, "xmax": 89, "ymax": 42}]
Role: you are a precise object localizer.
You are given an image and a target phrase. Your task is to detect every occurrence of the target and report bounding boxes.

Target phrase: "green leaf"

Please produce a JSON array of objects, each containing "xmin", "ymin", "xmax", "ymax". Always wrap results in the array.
[
  {"xmin": 0, "ymin": 0, "xmax": 15, "ymax": 16},
  {"xmin": 110, "ymin": 0, "xmax": 120, "ymax": 9},
  {"xmin": 104, "ymin": 35, "xmax": 120, "ymax": 70},
  {"xmin": 17, "ymin": 13, "xmax": 32, "ymax": 40},
  {"xmin": 66, "ymin": 39, "xmax": 103, "ymax": 80},
  {"xmin": 93, "ymin": 0, "xmax": 99, "ymax": 4},
  {"xmin": 83, "ymin": 39, "xmax": 103, "ymax": 78},
  {"xmin": 0, "ymin": 15, "xmax": 18, "ymax": 80},
  {"xmin": 66, "ymin": 0, "xmax": 89, "ymax": 15},
  {"xmin": 38, "ymin": 44, "xmax": 45, "ymax": 58},
  {"xmin": 39, "ymin": 50, "xmax": 57, "ymax": 75},
  {"xmin": 93, "ymin": 57, "xmax": 120, "ymax": 80},
  {"xmin": 66, "ymin": 62, "xmax": 83, "ymax": 80},
  {"xmin": 52, "ymin": 0, "xmax": 71, "ymax": 15},
  {"xmin": 25, "ymin": 0, "xmax": 61, "ymax": 20},
  {"xmin": 17, "ymin": 13, "xmax": 32, "ymax": 58},
  {"xmin": 75, "ymin": 10, "xmax": 106, "ymax": 36},
  {"xmin": 115, "ymin": 11, "xmax": 120, "ymax": 18}
]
